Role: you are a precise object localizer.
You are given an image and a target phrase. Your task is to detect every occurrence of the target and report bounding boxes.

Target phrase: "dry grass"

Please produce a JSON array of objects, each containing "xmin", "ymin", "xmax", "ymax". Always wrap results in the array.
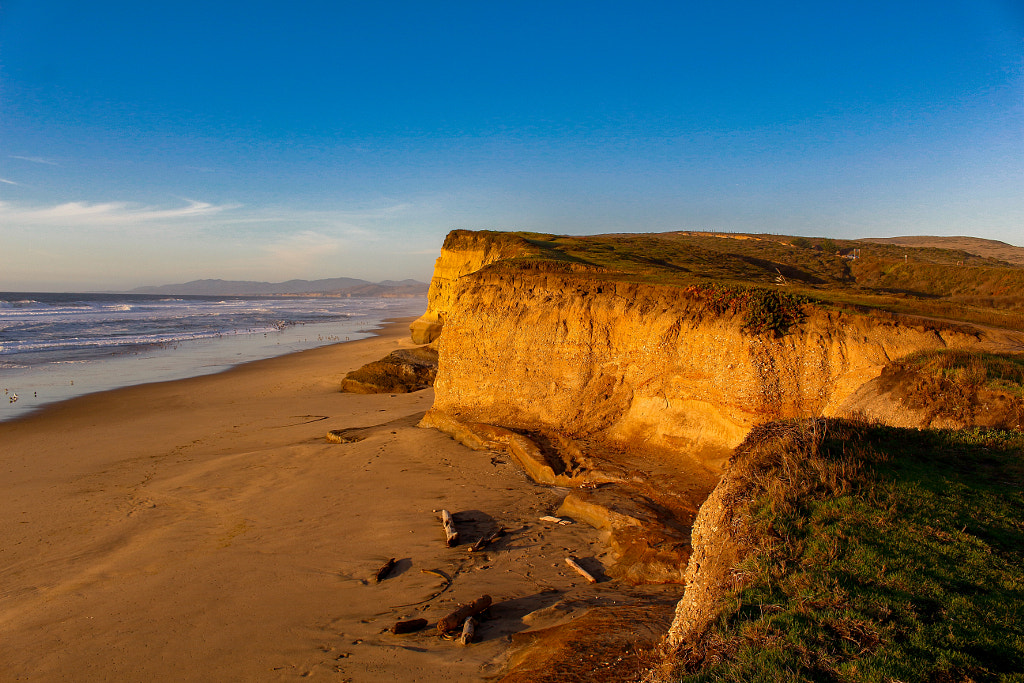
[
  {"xmin": 860, "ymin": 236, "xmax": 1024, "ymax": 266},
  {"xmin": 874, "ymin": 350, "xmax": 1024, "ymax": 429}
]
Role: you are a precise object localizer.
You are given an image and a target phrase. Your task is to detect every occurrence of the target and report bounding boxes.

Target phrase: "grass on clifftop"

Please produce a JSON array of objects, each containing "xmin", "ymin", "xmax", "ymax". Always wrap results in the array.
[
  {"xmin": 474, "ymin": 230, "xmax": 1024, "ymax": 331},
  {"xmin": 671, "ymin": 420, "xmax": 1024, "ymax": 682}
]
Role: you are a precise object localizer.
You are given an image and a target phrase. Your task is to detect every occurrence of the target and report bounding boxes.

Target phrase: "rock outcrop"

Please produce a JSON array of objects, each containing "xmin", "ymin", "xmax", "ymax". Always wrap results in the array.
[
  {"xmin": 428, "ymin": 258, "xmax": 989, "ymax": 462},
  {"xmin": 409, "ymin": 229, "xmax": 1024, "ymax": 678},
  {"xmin": 339, "ymin": 346, "xmax": 438, "ymax": 394},
  {"xmin": 411, "ymin": 231, "xmax": 1016, "ymax": 583},
  {"xmin": 409, "ymin": 230, "xmax": 537, "ymax": 344}
]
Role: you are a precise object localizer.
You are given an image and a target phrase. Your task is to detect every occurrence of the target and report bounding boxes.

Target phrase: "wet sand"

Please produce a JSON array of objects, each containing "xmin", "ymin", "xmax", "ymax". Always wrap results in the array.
[{"xmin": 0, "ymin": 319, "xmax": 623, "ymax": 681}]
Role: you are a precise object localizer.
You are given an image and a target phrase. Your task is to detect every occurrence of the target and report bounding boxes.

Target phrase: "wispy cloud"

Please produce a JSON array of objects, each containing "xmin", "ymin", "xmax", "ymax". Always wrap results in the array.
[
  {"xmin": 9, "ymin": 155, "xmax": 60, "ymax": 166},
  {"xmin": 0, "ymin": 197, "xmax": 429, "ymax": 238},
  {"xmin": 0, "ymin": 199, "xmax": 241, "ymax": 228},
  {"xmin": 0, "ymin": 177, "xmax": 21, "ymax": 186},
  {"xmin": 0, "ymin": 195, "xmax": 445, "ymax": 288}
]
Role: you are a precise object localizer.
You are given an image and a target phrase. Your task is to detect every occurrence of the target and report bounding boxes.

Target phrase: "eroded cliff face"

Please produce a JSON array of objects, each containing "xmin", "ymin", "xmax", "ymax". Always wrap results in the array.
[
  {"xmin": 410, "ymin": 230, "xmax": 1021, "ymax": 674},
  {"xmin": 409, "ymin": 231, "xmax": 537, "ymax": 344},
  {"xmin": 427, "ymin": 260, "xmax": 987, "ymax": 466}
]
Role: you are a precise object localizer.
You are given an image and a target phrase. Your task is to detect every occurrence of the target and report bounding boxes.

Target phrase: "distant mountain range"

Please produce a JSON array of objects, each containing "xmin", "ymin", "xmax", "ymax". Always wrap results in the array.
[{"xmin": 128, "ymin": 277, "xmax": 429, "ymax": 297}]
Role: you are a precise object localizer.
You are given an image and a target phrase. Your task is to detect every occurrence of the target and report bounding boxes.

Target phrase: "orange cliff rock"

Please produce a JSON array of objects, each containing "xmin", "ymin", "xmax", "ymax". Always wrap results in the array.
[
  {"xmin": 409, "ymin": 229, "xmax": 1024, "ymax": 674},
  {"xmin": 409, "ymin": 230, "xmax": 538, "ymax": 344},
  {"xmin": 419, "ymin": 246, "xmax": 994, "ymax": 464},
  {"xmin": 410, "ymin": 230, "xmax": 1015, "ymax": 586}
]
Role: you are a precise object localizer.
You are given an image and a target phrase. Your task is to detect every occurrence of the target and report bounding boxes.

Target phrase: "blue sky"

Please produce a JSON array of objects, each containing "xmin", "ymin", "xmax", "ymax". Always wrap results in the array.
[{"xmin": 1, "ymin": 1, "xmax": 1022, "ymax": 290}]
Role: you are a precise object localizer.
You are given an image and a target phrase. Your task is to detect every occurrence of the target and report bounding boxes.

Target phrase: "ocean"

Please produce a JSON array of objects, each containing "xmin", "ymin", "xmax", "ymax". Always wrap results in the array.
[{"xmin": 0, "ymin": 292, "xmax": 426, "ymax": 421}]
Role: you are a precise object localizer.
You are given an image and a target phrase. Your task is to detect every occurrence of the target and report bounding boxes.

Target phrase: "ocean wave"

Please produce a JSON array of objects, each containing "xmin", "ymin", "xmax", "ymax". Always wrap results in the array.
[
  {"xmin": 0, "ymin": 299, "xmax": 39, "ymax": 309},
  {"xmin": 0, "ymin": 296, "xmax": 422, "ymax": 368},
  {"xmin": 1, "ymin": 326, "xmax": 288, "ymax": 354}
]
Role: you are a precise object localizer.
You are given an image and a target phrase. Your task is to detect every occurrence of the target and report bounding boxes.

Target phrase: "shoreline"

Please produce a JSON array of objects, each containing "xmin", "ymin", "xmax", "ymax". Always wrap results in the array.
[
  {"xmin": 0, "ymin": 318, "xmax": 652, "ymax": 681},
  {"xmin": 0, "ymin": 306, "xmax": 423, "ymax": 423}
]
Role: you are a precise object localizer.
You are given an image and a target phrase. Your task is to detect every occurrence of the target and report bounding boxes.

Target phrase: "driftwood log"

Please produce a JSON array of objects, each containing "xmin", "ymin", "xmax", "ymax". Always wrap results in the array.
[
  {"xmin": 469, "ymin": 527, "xmax": 505, "ymax": 553},
  {"xmin": 375, "ymin": 558, "xmax": 397, "ymax": 583},
  {"xmin": 437, "ymin": 595, "xmax": 491, "ymax": 635},
  {"xmin": 540, "ymin": 515, "xmax": 572, "ymax": 525},
  {"xmin": 391, "ymin": 618, "xmax": 429, "ymax": 635},
  {"xmin": 460, "ymin": 617, "xmax": 477, "ymax": 645},
  {"xmin": 565, "ymin": 557, "xmax": 597, "ymax": 583},
  {"xmin": 440, "ymin": 510, "xmax": 459, "ymax": 547}
]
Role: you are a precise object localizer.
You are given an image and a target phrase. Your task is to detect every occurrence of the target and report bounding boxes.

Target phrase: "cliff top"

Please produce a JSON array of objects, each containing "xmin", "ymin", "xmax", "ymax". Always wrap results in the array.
[
  {"xmin": 451, "ymin": 229, "xmax": 1024, "ymax": 332},
  {"xmin": 666, "ymin": 419, "xmax": 1024, "ymax": 679}
]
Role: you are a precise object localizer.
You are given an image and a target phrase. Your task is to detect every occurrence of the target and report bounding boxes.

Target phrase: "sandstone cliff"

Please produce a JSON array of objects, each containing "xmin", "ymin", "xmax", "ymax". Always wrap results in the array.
[
  {"xmin": 412, "ymin": 231, "xmax": 1013, "ymax": 586},
  {"xmin": 424, "ymin": 257, "xmax": 989, "ymax": 463},
  {"xmin": 411, "ymin": 229, "xmax": 1024, "ymax": 677},
  {"xmin": 409, "ymin": 230, "xmax": 538, "ymax": 344}
]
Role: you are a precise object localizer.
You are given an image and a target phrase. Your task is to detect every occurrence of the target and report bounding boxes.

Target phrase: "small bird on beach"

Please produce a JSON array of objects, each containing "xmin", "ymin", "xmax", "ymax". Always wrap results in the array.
[{"xmin": 9, "ymin": 393, "xmax": 17, "ymax": 403}]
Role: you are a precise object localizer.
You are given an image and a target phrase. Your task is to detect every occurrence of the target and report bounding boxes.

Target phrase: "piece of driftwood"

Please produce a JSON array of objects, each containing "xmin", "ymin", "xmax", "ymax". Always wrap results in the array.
[
  {"xmin": 469, "ymin": 527, "xmax": 505, "ymax": 553},
  {"xmin": 391, "ymin": 618, "xmax": 429, "ymax": 635},
  {"xmin": 437, "ymin": 595, "xmax": 492, "ymax": 635},
  {"xmin": 460, "ymin": 617, "xmax": 477, "ymax": 645},
  {"xmin": 375, "ymin": 557, "xmax": 397, "ymax": 583},
  {"xmin": 440, "ymin": 509, "xmax": 459, "ymax": 547},
  {"xmin": 540, "ymin": 515, "xmax": 573, "ymax": 525},
  {"xmin": 565, "ymin": 557, "xmax": 597, "ymax": 583}
]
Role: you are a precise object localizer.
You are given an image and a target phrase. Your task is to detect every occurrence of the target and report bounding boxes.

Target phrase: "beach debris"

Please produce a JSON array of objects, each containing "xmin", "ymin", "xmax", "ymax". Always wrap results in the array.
[
  {"xmin": 540, "ymin": 515, "xmax": 573, "ymax": 525},
  {"xmin": 391, "ymin": 618, "xmax": 429, "ymax": 635},
  {"xmin": 440, "ymin": 509, "xmax": 459, "ymax": 547},
  {"xmin": 326, "ymin": 429, "xmax": 365, "ymax": 444},
  {"xmin": 565, "ymin": 557, "xmax": 598, "ymax": 584},
  {"xmin": 279, "ymin": 415, "xmax": 328, "ymax": 427},
  {"xmin": 460, "ymin": 617, "xmax": 477, "ymax": 645},
  {"xmin": 388, "ymin": 568, "xmax": 455, "ymax": 609},
  {"xmin": 468, "ymin": 527, "xmax": 506, "ymax": 553},
  {"xmin": 438, "ymin": 595, "xmax": 491, "ymax": 636},
  {"xmin": 375, "ymin": 558, "xmax": 397, "ymax": 583}
]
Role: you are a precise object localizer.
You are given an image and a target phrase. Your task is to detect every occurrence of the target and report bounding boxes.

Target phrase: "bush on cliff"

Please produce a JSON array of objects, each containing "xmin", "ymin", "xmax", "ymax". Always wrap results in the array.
[
  {"xmin": 872, "ymin": 350, "xmax": 1024, "ymax": 430},
  {"xmin": 681, "ymin": 284, "xmax": 811, "ymax": 336},
  {"xmin": 669, "ymin": 420, "xmax": 1024, "ymax": 682}
]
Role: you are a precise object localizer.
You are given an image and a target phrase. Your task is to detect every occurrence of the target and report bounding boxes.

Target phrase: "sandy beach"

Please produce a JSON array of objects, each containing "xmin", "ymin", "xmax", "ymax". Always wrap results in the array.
[{"xmin": 0, "ymin": 319, "xmax": 663, "ymax": 681}]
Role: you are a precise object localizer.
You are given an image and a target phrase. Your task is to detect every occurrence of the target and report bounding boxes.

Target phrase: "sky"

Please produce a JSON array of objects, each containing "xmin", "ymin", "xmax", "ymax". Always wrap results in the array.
[{"xmin": 1, "ymin": 1, "xmax": 1022, "ymax": 291}]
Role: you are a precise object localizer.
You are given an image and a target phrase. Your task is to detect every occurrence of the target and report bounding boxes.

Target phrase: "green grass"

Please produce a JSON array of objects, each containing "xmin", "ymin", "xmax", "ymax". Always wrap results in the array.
[
  {"xmin": 457, "ymin": 229, "xmax": 1024, "ymax": 332},
  {"xmin": 672, "ymin": 421, "xmax": 1024, "ymax": 682}
]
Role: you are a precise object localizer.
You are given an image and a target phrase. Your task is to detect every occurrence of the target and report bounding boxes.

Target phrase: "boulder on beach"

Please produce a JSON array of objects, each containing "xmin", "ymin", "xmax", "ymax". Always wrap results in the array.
[{"xmin": 340, "ymin": 345, "xmax": 438, "ymax": 394}]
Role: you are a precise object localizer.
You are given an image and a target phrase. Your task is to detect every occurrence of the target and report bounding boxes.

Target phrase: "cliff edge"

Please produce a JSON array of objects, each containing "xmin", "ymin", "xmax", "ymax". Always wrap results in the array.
[
  {"xmin": 409, "ymin": 229, "xmax": 1024, "ymax": 679},
  {"xmin": 409, "ymin": 230, "xmax": 539, "ymax": 344},
  {"xmin": 416, "ymin": 232, "xmax": 1008, "ymax": 463}
]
